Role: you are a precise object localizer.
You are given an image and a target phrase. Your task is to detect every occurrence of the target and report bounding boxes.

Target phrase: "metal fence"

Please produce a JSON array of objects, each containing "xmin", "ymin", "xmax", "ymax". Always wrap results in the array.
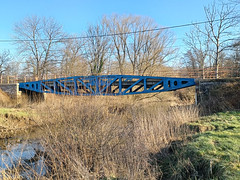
[{"xmin": 153, "ymin": 67, "xmax": 240, "ymax": 79}]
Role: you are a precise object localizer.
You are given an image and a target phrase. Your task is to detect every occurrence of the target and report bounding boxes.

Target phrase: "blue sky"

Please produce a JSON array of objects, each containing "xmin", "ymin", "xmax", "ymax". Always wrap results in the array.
[{"xmin": 0, "ymin": 0, "xmax": 225, "ymax": 57}]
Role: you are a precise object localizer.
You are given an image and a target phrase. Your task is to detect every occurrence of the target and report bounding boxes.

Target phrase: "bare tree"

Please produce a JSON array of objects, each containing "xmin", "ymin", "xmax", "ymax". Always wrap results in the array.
[
  {"xmin": 232, "ymin": 43, "xmax": 240, "ymax": 75},
  {"xmin": 184, "ymin": 28, "xmax": 211, "ymax": 78},
  {"xmin": 0, "ymin": 50, "xmax": 12, "ymax": 76},
  {"xmin": 103, "ymin": 15, "xmax": 131, "ymax": 74},
  {"xmin": 14, "ymin": 16, "xmax": 65, "ymax": 79},
  {"xmin": 5, "ymin": 61, "xmax": 21, "ymax": 77},
  {"xmin": 224, "ymin": 41, "xmax": 240, "ymax": 76},
  {"xmin": 61, "ymin": 38, "xmax": 88, "ymax": 76},
  {"xmin": 104, "ymin": 15, "xmax": 175, "ymax": 75},
  {"xmin": 201, "ymin": 2, "xmax": 239, "ymax": 78},
  {"xmin": 82, "ymin": 23, "xmax": 111, "ymax": 76}
]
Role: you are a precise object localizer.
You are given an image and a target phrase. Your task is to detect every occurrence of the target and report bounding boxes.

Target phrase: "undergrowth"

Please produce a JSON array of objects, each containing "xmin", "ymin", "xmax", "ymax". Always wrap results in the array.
[
  {"xmin": 36, "ymin": 96, "xmax": 198, "ymax": 179},
  {"xmin": 157, "ymin": 111, "xmax": 240, "ymax": 180}
]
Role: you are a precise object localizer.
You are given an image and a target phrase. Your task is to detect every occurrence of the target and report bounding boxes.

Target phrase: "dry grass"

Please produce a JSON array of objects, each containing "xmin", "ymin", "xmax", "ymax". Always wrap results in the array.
[
  {"xmin": 0, "ymin": 87, "xmax": 199, "ymax": 179},
  {"xmin": 200, "ymin": 82, "xmax": 240, "ymax": 114},
  {"xmin": 0, "ymin": 89, "xmax": 32, "ymax": 109},
  {"xmin": 0, "ymin": 90, "xmax": 13, "ymax": 107},
  {"xmin": 32, "ymin": 95, "xmax": 198, "ymax": 179}
]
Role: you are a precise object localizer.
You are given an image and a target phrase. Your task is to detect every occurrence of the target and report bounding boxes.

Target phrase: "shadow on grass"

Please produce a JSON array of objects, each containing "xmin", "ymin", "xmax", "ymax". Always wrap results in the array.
[{"xmin": 151, "ymin": 140, "xmax": 226, "ymax": 180}]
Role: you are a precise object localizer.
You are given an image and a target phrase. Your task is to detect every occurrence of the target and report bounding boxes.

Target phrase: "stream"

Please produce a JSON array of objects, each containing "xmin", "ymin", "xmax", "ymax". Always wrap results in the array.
[{"xmin": 0, "ymin": 139, "xmax": 48, "ymax": 179}]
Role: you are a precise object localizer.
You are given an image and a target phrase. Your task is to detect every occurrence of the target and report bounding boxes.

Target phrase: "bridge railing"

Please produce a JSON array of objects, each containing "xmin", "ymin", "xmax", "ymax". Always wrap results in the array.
[
  {"xmin": 0, "ymin": 75, "xmax": 70, "ymax": 84},
  {"xmin": 0, "ymin": 76, "xmax": 19, "ymax": 84},
  {"xmin": 0, "ymin": 66, "xmax": 239, "ymax": 84},
  {"xmin": 145, "ymin": 66, "xmax": 240, "ymax": 79}
]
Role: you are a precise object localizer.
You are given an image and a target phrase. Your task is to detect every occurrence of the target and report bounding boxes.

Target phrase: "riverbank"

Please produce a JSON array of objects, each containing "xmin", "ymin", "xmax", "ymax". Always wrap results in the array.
[
  {"xmin": 158, "ymin": 111, "xmax": 240, "ymax": 180},
  {"xmin": 0, "ymin": 108, "xmax": 39, "ymax": 139},
  {"xmin": 0, "ymin": 93, "xmax": 197, "ymax": 179},
  {"xmin": 0, "ymin": 88, "xmax": 239, "ymax": 179}
]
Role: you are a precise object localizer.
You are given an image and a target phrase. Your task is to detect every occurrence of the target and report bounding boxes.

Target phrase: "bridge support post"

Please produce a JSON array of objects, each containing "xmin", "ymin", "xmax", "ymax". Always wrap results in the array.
[{"xmin": 195, "ymin": 79, "xmax": 200, "ymax": 105}]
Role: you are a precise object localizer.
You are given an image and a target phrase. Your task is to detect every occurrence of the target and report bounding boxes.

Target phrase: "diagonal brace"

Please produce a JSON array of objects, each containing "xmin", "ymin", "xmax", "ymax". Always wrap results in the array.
[{"xmin": 56, "ymin": 80, "xmax": 73, "ymax": 95}]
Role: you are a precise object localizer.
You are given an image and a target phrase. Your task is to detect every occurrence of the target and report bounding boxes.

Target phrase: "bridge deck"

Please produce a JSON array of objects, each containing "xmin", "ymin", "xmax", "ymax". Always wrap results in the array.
[{"xmin": 19, "ymin": 75, "xmax": 195, "ymax": 96}]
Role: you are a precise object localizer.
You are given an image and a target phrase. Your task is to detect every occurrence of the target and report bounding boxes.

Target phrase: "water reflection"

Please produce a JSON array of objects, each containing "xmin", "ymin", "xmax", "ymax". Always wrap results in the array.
[{"xmin": 0, "ymin": 140, "xmax": 47, "ymax": 179}]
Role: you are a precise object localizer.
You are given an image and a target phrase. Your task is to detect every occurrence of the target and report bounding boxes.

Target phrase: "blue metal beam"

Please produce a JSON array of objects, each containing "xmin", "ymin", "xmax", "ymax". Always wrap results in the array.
[{"xmin": 19, "ymin": 75, "xmax": 195, "ymax": 96}]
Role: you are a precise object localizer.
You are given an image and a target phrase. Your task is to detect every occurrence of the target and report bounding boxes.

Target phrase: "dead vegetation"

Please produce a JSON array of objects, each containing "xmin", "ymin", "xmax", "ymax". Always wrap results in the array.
[
  {"xmin": 32, "ymin": 95, "xmax": 198, "ymax": 179},
  {"xmin": 0, "ymin": 87, "xmax": 200, "ymax": 179},
  {"xmin": 0, "ymin": 89, "xmax": 12, "ymax": 106},
  {"xmin": 199, "ymin": 81, "xmax": 240, "ymax": 113}
]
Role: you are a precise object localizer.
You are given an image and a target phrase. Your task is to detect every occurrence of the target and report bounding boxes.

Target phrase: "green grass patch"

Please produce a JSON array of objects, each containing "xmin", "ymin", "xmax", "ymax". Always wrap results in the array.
[
  {"xmin": 158, "ymin": 111, "xmax": 240, "ymax": 180},
  {"xmin": 0, "ymin": 108, "xmax": 36, "ymax": 125},
  {"xmin": 0, "ymin": 108, "xmax": 30, "ymax": 117}
]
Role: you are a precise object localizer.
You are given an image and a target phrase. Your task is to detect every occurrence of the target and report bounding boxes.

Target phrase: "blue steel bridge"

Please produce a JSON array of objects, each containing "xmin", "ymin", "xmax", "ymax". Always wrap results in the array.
[{"xmin": 19, "ymin": 75, "xmax": 195, "ymax": 96}]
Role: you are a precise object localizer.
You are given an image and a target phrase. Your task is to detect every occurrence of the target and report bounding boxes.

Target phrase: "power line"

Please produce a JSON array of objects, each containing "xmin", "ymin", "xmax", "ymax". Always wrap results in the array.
[
  {"xmin": 0, "ymin": 15, "xmax": 239, "ymax": 43},
  {"xmin": 56, "ymin": 16, "xmax": 240, "ymax": 41}
]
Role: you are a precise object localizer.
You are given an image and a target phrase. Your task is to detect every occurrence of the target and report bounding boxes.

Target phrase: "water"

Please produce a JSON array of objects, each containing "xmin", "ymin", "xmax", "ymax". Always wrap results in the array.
[{"xmin": 0, "ymin": 140, "xmax": 48, "ymax": 179}]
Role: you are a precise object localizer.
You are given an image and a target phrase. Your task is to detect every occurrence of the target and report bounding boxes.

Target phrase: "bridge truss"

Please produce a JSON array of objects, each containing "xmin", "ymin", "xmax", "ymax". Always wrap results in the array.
[{"xmin": 19, "ymin": 75, "xmax": 195, "ymax": 96}]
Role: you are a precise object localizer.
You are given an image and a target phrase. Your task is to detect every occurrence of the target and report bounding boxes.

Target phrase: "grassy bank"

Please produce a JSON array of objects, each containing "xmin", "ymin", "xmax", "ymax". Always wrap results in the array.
[
  {"xmin": 158, "ymin": 111, "xmax": 240, "ymax": 180},
  {"xmin": 190, "ymin": 111, "xmax": 240, "ymax": 179}
]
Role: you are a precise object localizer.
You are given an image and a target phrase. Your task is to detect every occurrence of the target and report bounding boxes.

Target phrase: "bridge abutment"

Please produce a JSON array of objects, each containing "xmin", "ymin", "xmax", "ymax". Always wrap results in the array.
[
  {"xmin": 195, "ymin": 78, "xmax": 240, "ymax": 112},
  {"xmin": 0, "ymin": 83, "xmax": 46, "ymax": 102},
  {"xmin": 0, "ymin": 83, "xmax": 21, "ymax": 99}
]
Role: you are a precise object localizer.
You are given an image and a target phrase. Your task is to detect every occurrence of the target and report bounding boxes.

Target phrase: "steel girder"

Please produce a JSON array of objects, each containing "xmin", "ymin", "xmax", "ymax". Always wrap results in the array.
[{"xmin": 19, "ymin": 75, "xmax": 195, "ymax": 96}]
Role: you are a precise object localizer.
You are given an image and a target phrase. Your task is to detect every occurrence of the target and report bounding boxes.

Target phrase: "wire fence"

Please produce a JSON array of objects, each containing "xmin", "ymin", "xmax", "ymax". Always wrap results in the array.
[{"xmin": 0, "ymin": 66, "xmax": 239, "ymax": 84}]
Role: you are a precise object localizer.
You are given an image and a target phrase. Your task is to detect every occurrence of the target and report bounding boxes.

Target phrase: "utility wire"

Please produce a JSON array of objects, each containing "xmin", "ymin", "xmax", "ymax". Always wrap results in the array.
[{"xmin": 0, "ymin": 16, "xmax": 239, "ymax": 43}]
